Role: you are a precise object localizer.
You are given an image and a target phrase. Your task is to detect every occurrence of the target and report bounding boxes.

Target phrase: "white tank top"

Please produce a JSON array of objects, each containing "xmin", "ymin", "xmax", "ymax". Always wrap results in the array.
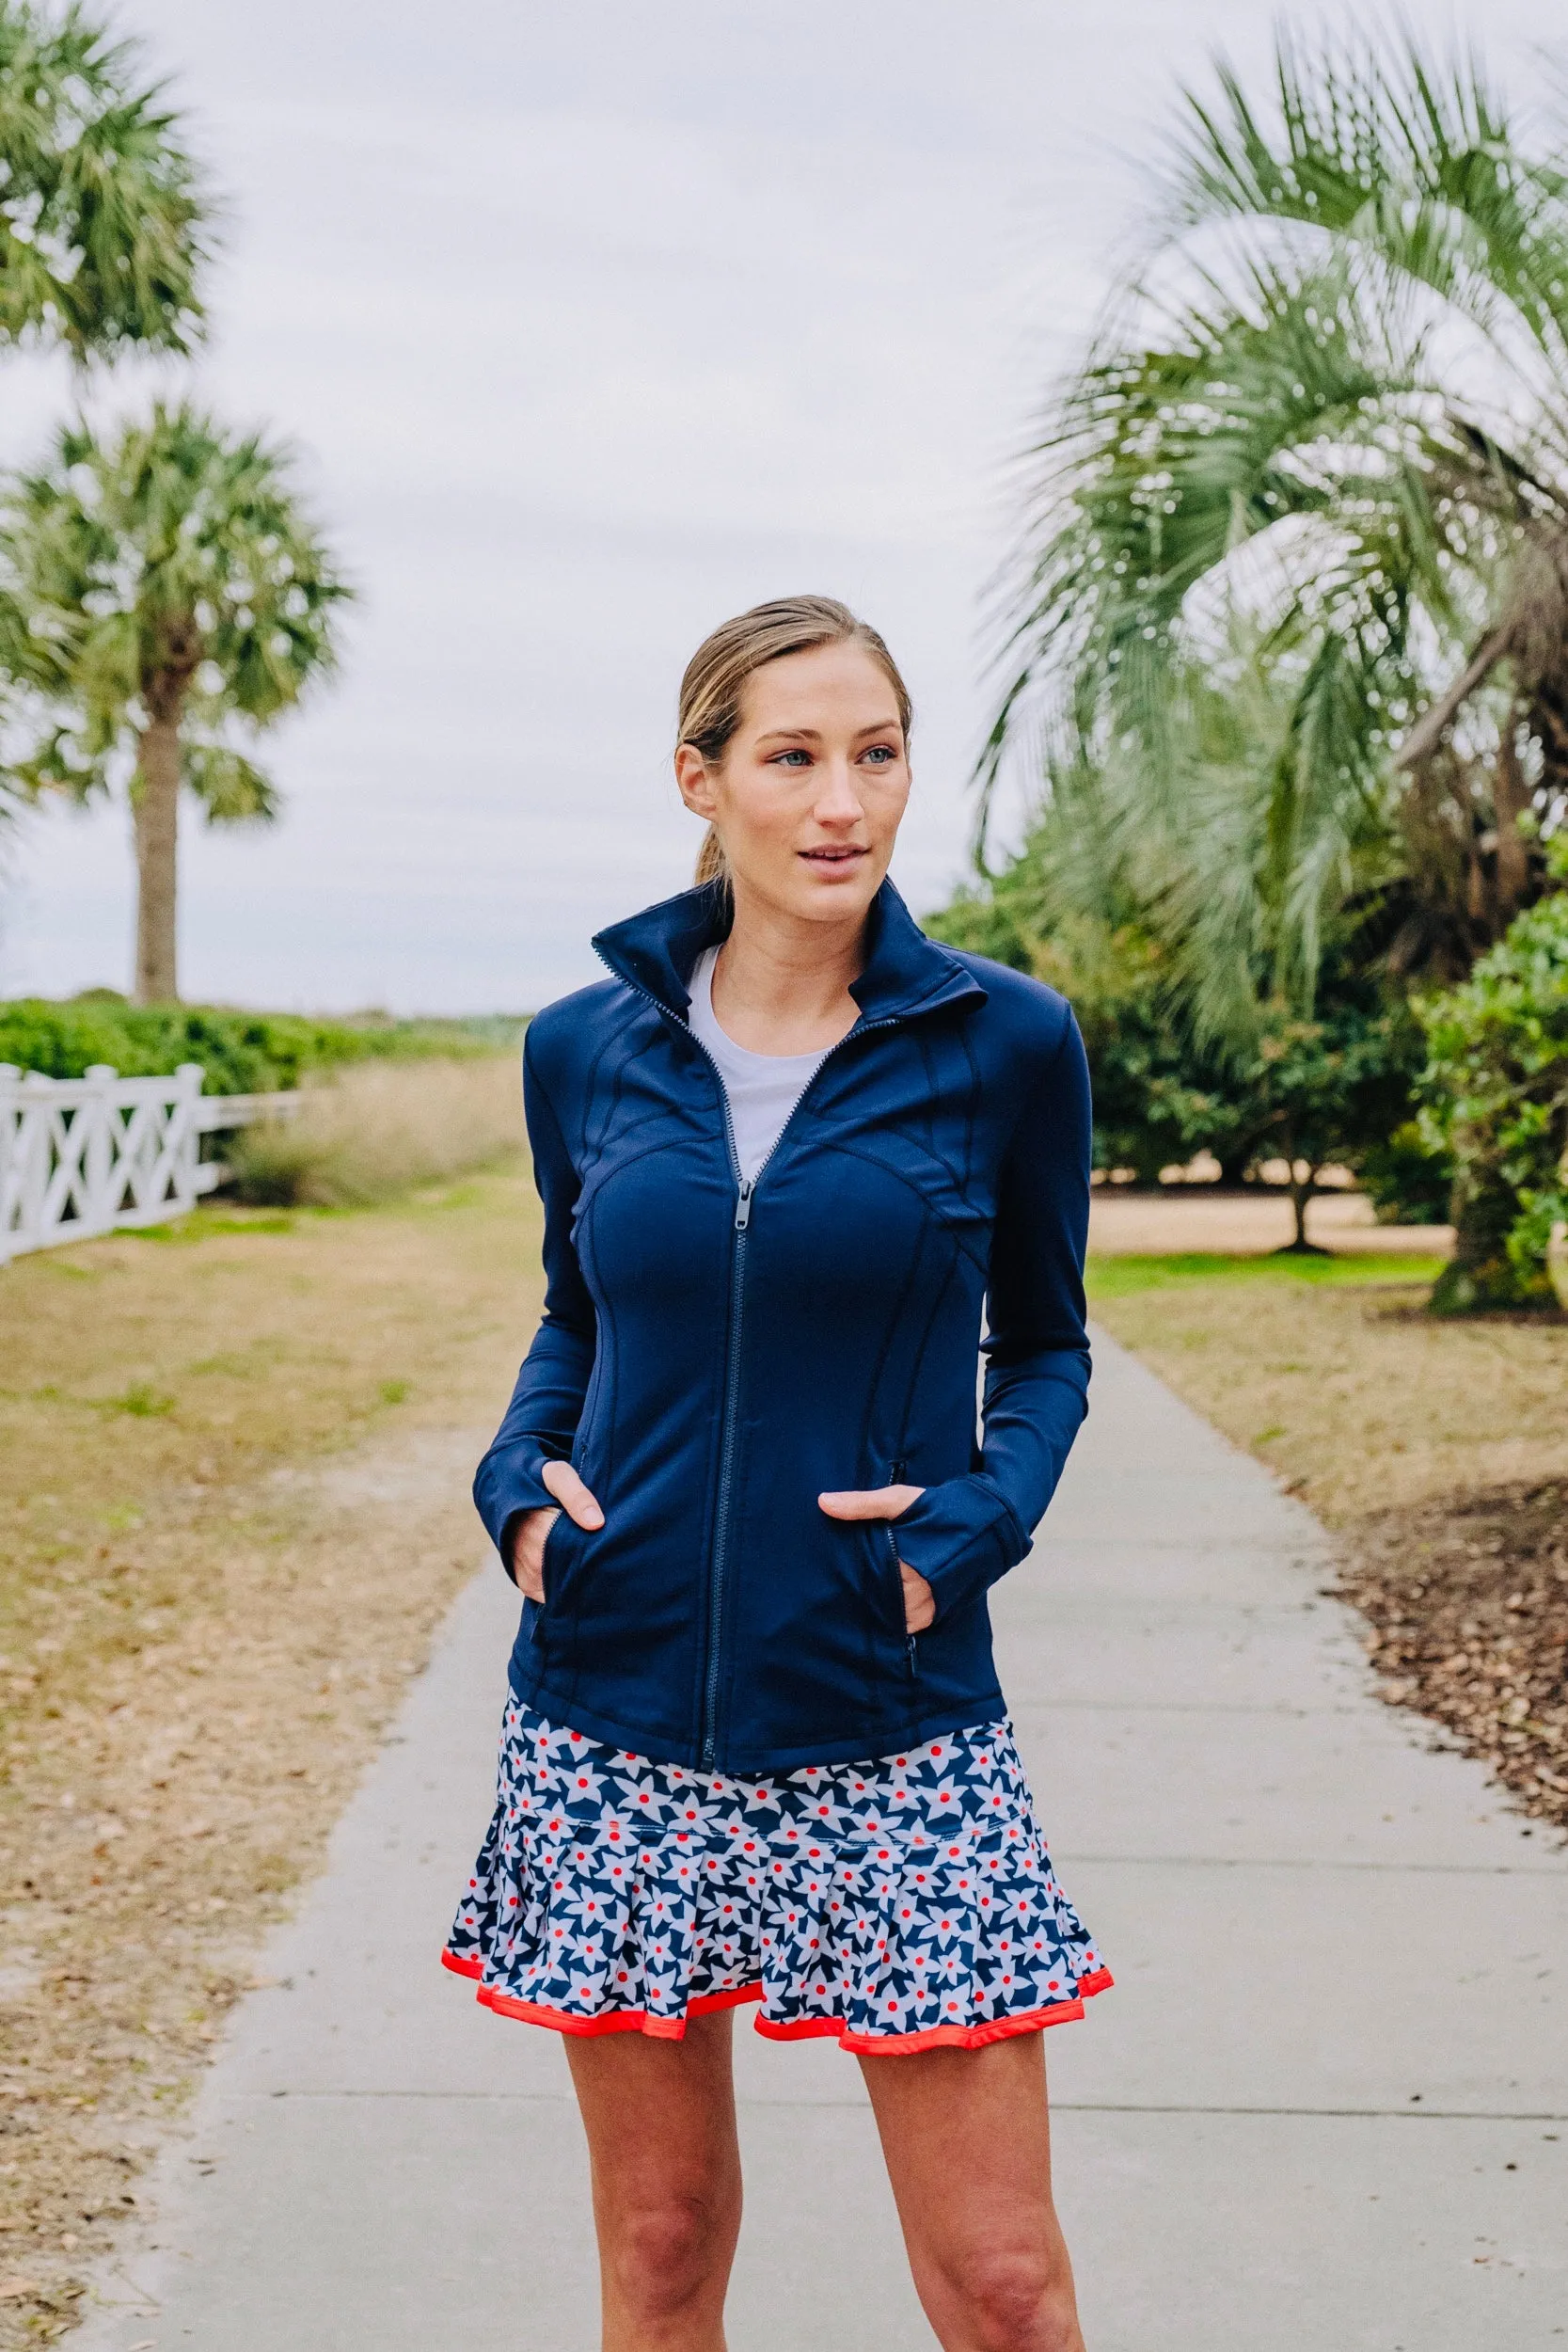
[{"xmin": 686, "ymin": 946, "xmax": 832, "ymax": 1184}]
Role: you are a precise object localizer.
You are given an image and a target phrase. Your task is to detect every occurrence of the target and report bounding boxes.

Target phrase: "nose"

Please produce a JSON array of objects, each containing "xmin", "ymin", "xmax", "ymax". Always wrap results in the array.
[{"xmin": 811, "ymin": 755, "xmax": 864, "ymax": 827}]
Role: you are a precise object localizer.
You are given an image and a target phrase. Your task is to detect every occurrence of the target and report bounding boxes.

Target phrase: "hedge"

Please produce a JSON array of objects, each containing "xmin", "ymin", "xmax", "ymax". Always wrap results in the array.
[{"xmin": 0, "ymin": 996, "xmax": 527, "ymax": 1094}]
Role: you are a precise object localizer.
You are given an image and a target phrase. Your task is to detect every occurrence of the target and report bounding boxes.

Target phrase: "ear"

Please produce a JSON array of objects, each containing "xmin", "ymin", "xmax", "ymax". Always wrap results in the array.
[{"xmin": 673, "ymin": 741, "xmax": 719, "ymax": 819}]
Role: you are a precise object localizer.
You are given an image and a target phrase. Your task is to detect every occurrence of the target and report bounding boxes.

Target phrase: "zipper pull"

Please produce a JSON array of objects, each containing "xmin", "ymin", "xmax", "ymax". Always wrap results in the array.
[{"xmin": 735, "ymin": 1180, "xmax": 753, "ymax": 1232}]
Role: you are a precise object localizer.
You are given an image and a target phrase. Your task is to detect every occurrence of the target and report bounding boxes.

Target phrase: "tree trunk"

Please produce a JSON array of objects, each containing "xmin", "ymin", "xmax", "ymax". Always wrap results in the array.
[
  {"xmin": 1493, "ymin": 726, "xmax": 1532, "ymax": 918},
  {"xmin": 1430, "ymin": 1165, "xmax": 1543, "ymax": 1314},
  {"xmin": 1275, "ymin": 1160, "xmax": 1329, "ymax": 1254},
  {"xmin": 134, "ymin": 706, "xmax": 183, "ymax": 1004}
]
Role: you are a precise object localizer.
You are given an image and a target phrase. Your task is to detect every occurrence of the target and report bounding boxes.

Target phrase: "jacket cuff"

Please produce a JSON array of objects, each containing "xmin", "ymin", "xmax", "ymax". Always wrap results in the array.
[
  {"xmin": 891, "ymin": 1475, "xmax": 1030, "ymax": 1620},
  {"xmin": 472, "ymin": 1439, "xmax": 562, "ymax": 1575}
]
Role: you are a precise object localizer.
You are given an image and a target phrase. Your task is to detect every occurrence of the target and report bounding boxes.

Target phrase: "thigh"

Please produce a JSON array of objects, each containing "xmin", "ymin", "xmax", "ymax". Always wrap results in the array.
[
  {"xmin": 858, "ymin": 2032, "xmax": 1079, "ymax": 2344},
  {"xmin": 566, "ymin": 2008, "xmax": 742, "ymax": 2210}
]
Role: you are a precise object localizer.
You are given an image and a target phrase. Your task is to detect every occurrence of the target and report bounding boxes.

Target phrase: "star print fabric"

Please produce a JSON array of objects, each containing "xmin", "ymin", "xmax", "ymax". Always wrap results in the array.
[{"xmin": 443, "ymin": 1699, "xmax": 1111, "ymax": 2051}]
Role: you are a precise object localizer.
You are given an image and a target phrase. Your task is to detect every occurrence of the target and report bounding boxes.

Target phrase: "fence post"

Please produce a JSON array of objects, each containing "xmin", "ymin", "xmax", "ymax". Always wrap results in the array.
[
  {"xmin": 172, "ymin": 1064, "xmax": 204, "ymax": 1216},
  {"xmin": 82, "ymin": 1064, "xmax": 118, "ymax": 1235},
  {"xmin": 0, "ymin": 1065, "xmax": 18, "ymax": 1266},
  {"xmin": 16, "ymin": 1072, "xmax": 53, "ymax": 1256}
]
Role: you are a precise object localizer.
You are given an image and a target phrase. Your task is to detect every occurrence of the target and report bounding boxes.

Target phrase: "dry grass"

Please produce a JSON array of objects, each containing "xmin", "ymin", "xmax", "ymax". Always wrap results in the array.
[
  {"xmin": 1088, "ymin": 1184, "xmax": 1451, "ymax": 1258},
  {"xmin": 226, "ymin": 1054, "xmax": 526, "ymax": 1206},
  {"xmin": 1087, "ymin": 1259, "xmax": 1568, "ymax": 1524},
  {"xmin": 0, "ymin": 1168, "xmax": 542, "ymax": 2341}
]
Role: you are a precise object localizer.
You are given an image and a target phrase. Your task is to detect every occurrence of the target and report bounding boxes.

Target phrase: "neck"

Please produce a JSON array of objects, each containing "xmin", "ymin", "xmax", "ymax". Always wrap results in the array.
[{"xmin": 710, "ymin": 877, "xmax": 867, "ymax": 1054}]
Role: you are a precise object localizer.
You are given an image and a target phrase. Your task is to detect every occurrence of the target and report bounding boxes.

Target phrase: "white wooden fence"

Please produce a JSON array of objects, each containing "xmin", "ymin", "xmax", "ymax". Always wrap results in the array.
[{"xmin": 0, "ymin": 1063, "xmax": 297, "ymax": 1264}]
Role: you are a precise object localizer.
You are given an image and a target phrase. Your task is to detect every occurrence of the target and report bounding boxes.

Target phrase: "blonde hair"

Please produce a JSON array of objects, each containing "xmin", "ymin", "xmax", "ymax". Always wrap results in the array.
[{"xmin": 677, "ymin": 596, "xmax": 912, "ymax": 885}]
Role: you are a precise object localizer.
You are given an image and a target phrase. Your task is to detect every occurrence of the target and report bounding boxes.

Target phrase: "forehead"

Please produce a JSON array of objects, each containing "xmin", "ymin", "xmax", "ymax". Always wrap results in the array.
[{"xmin": 738, "ymin": 640, "xmax": 899, "ymax": 732}]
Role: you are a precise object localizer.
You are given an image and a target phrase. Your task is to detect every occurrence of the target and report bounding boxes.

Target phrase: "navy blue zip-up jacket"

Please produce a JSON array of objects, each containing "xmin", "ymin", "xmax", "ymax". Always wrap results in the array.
[{"xmin": 474, "ymin": 877, "xmax": 1092, "ymax": 1777}]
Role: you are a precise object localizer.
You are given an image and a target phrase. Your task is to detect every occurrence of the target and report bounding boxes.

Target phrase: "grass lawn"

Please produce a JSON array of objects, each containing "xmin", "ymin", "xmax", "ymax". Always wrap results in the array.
[
  {"xmin": 0, "ymin": 1167, "xmax": 541, "ymax": 2341},
  {"xmin": 1088, "ymin": 1231, "xmax": 1568, "ymax": 1839}
]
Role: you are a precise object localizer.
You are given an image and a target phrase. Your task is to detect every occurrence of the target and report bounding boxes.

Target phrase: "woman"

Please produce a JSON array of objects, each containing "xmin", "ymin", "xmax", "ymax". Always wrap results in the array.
[{"xmin": 445, "ymin": 596, "xmax": 1107, "ymax": 2352}]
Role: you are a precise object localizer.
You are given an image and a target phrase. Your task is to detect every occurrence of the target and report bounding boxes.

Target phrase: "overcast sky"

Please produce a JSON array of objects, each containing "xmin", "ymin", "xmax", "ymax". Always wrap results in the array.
[{"xmin": 0, "ymin": 0, "xmax": 1553, "ymax": 1012}]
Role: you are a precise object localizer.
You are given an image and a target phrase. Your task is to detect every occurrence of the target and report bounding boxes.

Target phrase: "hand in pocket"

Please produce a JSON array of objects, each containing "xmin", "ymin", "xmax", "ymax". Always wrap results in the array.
[
  {"xmin": 509, "ymin": 1461, "xmax": 604, "ymax": 1602},
  {"xmin": 816, "ymin": 1484, "xmax": 934, "ymax": 1632}
]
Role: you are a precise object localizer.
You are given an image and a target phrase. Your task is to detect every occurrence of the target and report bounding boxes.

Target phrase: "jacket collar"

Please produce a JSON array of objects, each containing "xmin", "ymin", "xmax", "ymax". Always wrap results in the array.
[{"xmin": 592, "ymin": 876, "xmax": 987, "ymax": 1028}]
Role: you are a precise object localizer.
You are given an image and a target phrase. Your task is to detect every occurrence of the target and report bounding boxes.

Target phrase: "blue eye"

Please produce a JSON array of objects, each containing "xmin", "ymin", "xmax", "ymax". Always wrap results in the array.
[
  {"xmin": 863, "ymin": 745, "xmax": 896, "ymax": 764},
  {"xmin": 771, "ymin": 748, "xmax": 812, "ymax": 767}
]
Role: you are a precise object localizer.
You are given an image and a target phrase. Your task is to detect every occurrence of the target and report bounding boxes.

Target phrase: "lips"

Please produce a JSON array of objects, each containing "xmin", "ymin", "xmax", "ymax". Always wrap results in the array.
[{"xmin": 799, "ymin": 846, "xmax": 868, "ymax": 865}]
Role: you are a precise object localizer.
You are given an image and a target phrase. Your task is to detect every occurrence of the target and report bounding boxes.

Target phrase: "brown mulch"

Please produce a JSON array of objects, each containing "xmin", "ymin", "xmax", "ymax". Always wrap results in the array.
[{"xmin": 1334, "ymin": 1481, "xmax": 1568, "ymax": 1836}]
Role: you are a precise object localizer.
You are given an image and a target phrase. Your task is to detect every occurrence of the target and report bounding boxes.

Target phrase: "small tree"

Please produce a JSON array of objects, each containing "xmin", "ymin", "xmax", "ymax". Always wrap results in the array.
[
  {"xmin": 0, "ymin": 403, "xmax": 352, "ymax": 1001},
  {"xmin": 0, "ymin": 0, "xmax": 209, "ymax": 358}
]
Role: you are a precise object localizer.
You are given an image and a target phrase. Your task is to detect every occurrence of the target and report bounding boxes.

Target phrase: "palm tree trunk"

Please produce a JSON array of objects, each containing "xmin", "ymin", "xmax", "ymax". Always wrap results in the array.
[
  {"xmin": 134, "ymin": 707, "xmax": 182, "ymax": 1003},
  {"xmin": 1493, "ymin": 727, "xmax": 1532, "ymax": 915},
  {"xmin": 1431, "ymin": 1167, "xmax": 1537, "ymax": 1313}
]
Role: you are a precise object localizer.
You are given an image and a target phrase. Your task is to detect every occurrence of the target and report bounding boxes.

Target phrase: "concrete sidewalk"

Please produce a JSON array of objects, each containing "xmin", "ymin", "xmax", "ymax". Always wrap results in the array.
[{"xmin": 75, "ymin": 1333, "xmax": 1567, "ymax": 2349}]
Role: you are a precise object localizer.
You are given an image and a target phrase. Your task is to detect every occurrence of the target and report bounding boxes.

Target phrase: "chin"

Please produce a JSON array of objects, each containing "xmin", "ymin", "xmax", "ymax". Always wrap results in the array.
[{"xmin": 795, "ymin": 872, "xmax": 880, "ymax": 919}]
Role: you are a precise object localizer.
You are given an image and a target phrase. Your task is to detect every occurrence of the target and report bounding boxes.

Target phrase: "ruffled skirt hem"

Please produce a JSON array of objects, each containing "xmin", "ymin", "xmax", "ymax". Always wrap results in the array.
[{"xmin": 441, "ymin": 1947, "xmax": 1114, "ymax": 2052}]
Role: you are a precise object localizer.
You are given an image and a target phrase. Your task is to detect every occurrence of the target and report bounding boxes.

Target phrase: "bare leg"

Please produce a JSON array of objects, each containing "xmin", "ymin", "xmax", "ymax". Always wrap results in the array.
[
  {"xmin": 565, "ymin": 2009, "xmax": 744, "ymax": 2352},
  {"xmin": 858, "ymin": 2031, "xmax": 1085, "ymax": 2352}
]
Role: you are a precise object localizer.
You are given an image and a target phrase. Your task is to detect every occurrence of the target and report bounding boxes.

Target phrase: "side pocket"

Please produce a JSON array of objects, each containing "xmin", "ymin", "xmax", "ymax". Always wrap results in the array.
[
  {"xmin": 889, "ymin": 1457, "xmax": 918, "ymax": 1682},
  {"xmin": 531, "ymin": 1510, "xmax": 580, "ymax": 1655}
]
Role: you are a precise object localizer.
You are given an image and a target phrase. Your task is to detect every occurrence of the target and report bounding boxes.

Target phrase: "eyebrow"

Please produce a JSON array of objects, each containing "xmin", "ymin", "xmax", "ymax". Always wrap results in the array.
[{"xmin": 753, "ymin": 719, "xmax": 902, "ymax": 745}]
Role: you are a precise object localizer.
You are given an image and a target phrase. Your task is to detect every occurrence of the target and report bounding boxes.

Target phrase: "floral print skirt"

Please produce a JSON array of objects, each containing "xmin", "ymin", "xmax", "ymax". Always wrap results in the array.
[{"xmin": 442, "ymin": 1697, "xmax": 1111, "ymax": 2053}]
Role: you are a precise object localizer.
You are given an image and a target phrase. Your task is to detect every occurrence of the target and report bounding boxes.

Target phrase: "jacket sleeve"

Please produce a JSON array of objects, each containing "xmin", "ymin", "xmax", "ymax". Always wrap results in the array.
[
  {"xmin": 471, "ymin": 1031, "xmax": 597, "ymax": 1578},
  {"xmin": 887, "ymin": 1007, "xmax": 1092, "ymax": 1620}
]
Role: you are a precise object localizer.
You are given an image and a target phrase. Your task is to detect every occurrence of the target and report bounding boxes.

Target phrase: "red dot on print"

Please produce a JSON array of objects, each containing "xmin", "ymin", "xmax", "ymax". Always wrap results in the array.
[
  {"xmin": 816, "ymin": 1983, "xmax": 826, "ymax": 1994},
  {"xmin": 617, "ymin": 1970, "xmax": 628, "ymax": 1982},
  {"xmin": 896, "ymin": 1758, "xmax": 907, "ymax": 1769},
  {"xmin": 571, "ymin": 1733, "xmax": 582, "ymax": 1743},
  {"xmin": 1049, "ymin": 1979, "xmax": 1060, "ymax": 1991},
  {"xmin": 888, "ymin": 2001, "xmax": 898, "ymax": 2013},
  {"xmin": 901, "ymin": 1907, "xmax": 911, "ymax": 1919},
  {"xmin": 930, "ymin": 1744, "xmax": 941, "ymax": 1756}
]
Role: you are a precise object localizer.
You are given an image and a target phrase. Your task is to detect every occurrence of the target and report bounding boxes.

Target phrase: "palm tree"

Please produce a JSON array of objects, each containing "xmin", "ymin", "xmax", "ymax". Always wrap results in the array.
[
  {"xmin": 984, "ymin": 28, "xmax": 1568, "ymax": 1025},
  {"xmin": 0, "ymin": 403, "xmax": 352, "ymax": 1001},
  {"xmin": 0, "ymin": 0, "xmax": 210, "ymax": 357}
]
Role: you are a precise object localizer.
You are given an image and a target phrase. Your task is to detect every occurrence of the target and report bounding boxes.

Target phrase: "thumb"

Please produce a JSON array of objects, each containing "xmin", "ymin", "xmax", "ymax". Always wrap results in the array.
[
  {"xmin": 541, "ymin": 1459, "xmax": 605, "ymax": 1530},
  {"xmin": 818, "ymin": 1486, "xmax": 901, "ymax": 1521}
]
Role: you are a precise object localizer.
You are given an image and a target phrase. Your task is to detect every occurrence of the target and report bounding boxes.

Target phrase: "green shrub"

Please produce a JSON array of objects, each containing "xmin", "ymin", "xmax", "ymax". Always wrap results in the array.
[
  {"xmin": 1356, "ymin": 1121, "xmax": 1456, "ymax": 1226},
  {"xmin": 1418, "ymin": 848, "xmax": 1568, "ymax": 1312},
  {"xmin": 0, "ymin": 996, "xmax": 526, "ymax": 1092}
]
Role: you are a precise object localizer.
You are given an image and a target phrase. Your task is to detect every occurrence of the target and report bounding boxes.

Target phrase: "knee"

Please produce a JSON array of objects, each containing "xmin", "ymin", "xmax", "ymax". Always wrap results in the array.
[
  {"xmin": 949, "ymin": 2242, "xmax": 1080, "ymax": 2352},
  {"xmin": 608, "ymin": 2190, "xmax": 732, "ymax": 2323}
]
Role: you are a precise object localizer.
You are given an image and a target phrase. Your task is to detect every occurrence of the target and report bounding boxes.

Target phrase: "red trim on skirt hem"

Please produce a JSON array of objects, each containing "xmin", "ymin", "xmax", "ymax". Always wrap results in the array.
[{"xmin": 440, "ymin": 1947, "xmax": 1113, "ymax": 2050}]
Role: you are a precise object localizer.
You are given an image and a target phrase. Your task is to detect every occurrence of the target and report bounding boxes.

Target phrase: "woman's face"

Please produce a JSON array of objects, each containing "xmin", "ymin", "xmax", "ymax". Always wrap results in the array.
[{"xmin": 675, "ymin": 641, "xmax": 911, "ymax": 927}]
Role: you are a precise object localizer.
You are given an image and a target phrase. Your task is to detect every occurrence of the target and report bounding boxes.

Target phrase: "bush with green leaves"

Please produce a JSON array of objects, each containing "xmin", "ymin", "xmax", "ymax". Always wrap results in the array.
[
  {"xmin": 0, "ymin": 997, "xmax": 523, "ymax": 1093},
  {"xmin": 1418, "ymin": 850, "xmax": 1568, "ymax": 1312},
  {"xmin": 927, "ymin": 892, "xmax": 1426, "ymax": 1232}
]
